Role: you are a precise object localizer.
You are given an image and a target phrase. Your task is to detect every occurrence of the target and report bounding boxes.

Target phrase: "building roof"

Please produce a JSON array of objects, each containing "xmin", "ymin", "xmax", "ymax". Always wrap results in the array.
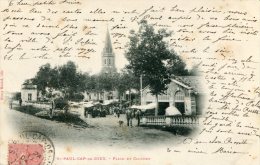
[
  {"xmin": 103, "ymin": 27, "xmax": 113, "ymax": 55},
  {"xmin": 21, "ymin": 84, "xmax": 37, "ymax": 90},
  {"xmin": 142, "ymin": 76, "xmax": 203, "ymax": 94},
  {"xmin": 174, "ymin": 76, "xmax": 203, "ymax": 93}
]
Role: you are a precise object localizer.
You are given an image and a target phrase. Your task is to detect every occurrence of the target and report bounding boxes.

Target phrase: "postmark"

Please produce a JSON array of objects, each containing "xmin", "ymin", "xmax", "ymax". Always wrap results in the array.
[{"xmin": 8, "ymin": 131, "xmax": 55, "ymax": 165}]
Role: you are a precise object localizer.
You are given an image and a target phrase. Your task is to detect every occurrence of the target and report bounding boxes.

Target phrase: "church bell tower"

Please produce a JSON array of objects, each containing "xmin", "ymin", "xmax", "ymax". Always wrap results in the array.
[{"xmin": 101, "ymin": 28, "xmax": 117, "ymax": 73}]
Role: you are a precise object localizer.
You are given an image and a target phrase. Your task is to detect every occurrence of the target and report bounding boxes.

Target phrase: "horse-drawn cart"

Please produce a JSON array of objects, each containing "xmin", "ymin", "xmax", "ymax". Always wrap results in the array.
[{"xmin": 49, "ymin": 97, "xmax": 69, "ymax": 119}]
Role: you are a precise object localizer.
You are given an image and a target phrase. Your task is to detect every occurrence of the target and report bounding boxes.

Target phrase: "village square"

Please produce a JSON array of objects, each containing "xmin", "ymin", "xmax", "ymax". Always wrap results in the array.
[{"xmin": 6, "ymin": 21, "xmax": 204, "ymax": 147}]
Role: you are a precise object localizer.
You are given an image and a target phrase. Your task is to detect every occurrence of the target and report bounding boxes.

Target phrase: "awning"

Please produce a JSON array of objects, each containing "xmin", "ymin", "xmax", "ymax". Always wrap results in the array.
[
  {"xmin": 130, "ymin": 103, "xmax": 156, "ymax": 112},
  {"xmin": 125, "ymin": 89, "xmax": 139, "ymax": 94},
  {"xmin": 102, "ymin": 99, "xmax": 118, "ymax": 105},
  {"xmin": 130, "ymin": 105, "xmax": 139, "ymax": 109},
  {"xmin": 83, "ymin": 101, "xmax": 101, "ymax": 108},
  {"xmin": 83, "ymin": 103, "xmax": 94, "ymax": 108},
  {"xmin": 165, "ymin": 106, "xmax": 182, "ymax": 116},
  {"xmin": 103, "ymin": 100, "xmax": 114, "ymax": 105},
  {"xmin": 139, "ymin": 103, "xmax": 156, "ymax": 110}
]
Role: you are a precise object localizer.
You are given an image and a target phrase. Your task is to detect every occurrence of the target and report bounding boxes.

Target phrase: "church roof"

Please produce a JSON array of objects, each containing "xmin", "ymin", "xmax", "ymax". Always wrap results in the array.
[{"xmin": 103, "ymin": 27, "xmax": 113, "ymax": 55}]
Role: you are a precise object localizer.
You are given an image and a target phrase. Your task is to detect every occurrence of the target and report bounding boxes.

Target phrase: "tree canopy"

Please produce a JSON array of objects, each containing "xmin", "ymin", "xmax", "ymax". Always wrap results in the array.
[
  {"xmin": 28, "ymin": 61, "xmax": 87, "ymax": 99},
  {"xmin": 126, "ymin": 20, "xmax": 169, "ymax": 94},
  {"xmin": 125, "ymin": 20, "xmax": 189, "ymax": 115},
  {"xmin": 23, "ymin": 21, "xmax": 191, "ymax": 106},
  {"xmin": 26, "ymin": 61, "xmax": 138, "ymax": 101},
  {"xmin": 32, "ymin": 63, "xmax": 58, "ymax": 95}
]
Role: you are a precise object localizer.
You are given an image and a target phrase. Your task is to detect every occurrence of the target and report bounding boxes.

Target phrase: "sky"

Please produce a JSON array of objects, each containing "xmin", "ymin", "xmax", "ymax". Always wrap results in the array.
[
  {"xmin": 0, "ymin": 0, "xmax": 205, "ymax": 93},
  {"xmin": 2, "ymin": 29, "xmax": 129, "ymax": 92}
]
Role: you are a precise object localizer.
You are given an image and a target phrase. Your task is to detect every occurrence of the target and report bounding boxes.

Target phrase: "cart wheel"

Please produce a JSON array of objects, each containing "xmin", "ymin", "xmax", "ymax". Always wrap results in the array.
[
  {"xmin": 64, "ymin": 105, "xmax": 69, "ymax": 114},
  {"xmin": 84, "ymin": 109, "xmax": 87, "ymax": 117},
  {"xmin": 49, "ymin": 108, "xmax": 54, "ymax": 119}
]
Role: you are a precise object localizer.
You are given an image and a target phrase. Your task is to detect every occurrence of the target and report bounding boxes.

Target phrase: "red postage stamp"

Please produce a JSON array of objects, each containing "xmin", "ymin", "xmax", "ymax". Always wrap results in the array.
[
  {"xmin": 8, "ymin": 131, "xmax": 55, "ymax": 165},
  {"xmin": 8, "ymin": 144, "xmax": 44, "ymax": 165}
]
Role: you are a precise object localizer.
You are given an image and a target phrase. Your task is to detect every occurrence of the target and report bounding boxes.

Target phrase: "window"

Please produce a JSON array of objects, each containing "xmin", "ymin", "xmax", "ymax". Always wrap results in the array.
[
  {"xmin": 28, "ymin": 93, "xmax": 32, "ymax": 101},
  {"xmin": 104, "ymin": 59, "xmax": 106, "ymax": 64},
  {"xmin": 191, "ymin": 94, "xmax": 196, "ymax": 115},
  {"xmin": 108, "ymin": 59, "xmax": 111, "ymax": 65},
  {"xmin": 175, "ymin": 91, "xmax": 184, "ymax": 102}
]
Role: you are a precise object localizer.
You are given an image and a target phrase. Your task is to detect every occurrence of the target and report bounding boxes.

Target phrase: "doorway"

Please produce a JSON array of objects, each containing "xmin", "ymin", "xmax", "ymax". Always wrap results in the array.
[{"xmin": 174, "ymin": 91, "xmax": 185, "ymax": 114}]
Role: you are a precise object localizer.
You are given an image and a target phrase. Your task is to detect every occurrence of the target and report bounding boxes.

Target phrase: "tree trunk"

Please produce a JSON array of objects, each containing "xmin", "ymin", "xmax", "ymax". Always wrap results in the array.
[
  {"xmin": 129, "ymin": 89, "xmax": 131, "ymax": 105},
  {"xmin": 123, "ymin": 92, "xmax": 126, "ymax": 101},
  {"xmin": 155, "ymin": 94, "xmax": 159, "ymax": 116},
  {"xmin": 140, "ymin": 74, "xmax": 143, "ymax": 105}
]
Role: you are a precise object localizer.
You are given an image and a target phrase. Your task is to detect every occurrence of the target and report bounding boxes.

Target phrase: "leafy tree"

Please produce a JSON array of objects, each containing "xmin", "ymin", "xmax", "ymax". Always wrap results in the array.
[
  {"xmin": 167, "ymin": 50, "xmax": 189, "ymax": 76},
  {"xmin": 76, "ymin": 72, "xmax": 89, "ymax": 92},
  {"xmin": 117, "ymin": 70, "xmax": 130, "ymax": 98},
  {"xmin": 13, "ymin": 92, "xmax": 21, "ymax": 100},
  {"xmin": 94, "ymin": 72, "xmax": 119, "ymax": 100},
  {"xmin": 32, "ymin": 63, "xmax": 53, "ymax": 95},
  {"xmin": 58, "ymin": 61, "xmax": 87, "ymax": 99},
  {"xmin": 189, "ymin": 64, "xmax": 200, "ymax": 76},
  {"xmin": 48, "ymin": 66, "xmax": 60, "ymax": 89},
  {"xmin": 28, "ymin": 61, "xmax": 91, "ymax": 101},
  {"xmin": 125, "ymin": 20, "xmax": 187, "ymax": 115},
  {"xmin": 86, "ymin": 75, "xmax": 98, "ymax": 91},
  {"xmin": 98, "ymin": 72, "xmax": 115, "ymax": 92},
  {"xmin": 116, "ymin": 69, "xmax": 140, "ymax": 102}
]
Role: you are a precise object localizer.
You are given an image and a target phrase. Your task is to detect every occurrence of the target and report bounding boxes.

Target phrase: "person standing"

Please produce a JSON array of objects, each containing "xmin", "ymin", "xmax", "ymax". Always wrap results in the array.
[
  {"xmin": 136, "ymin": 109, "xmax": 141, "ymax": 126},
  {"xmin": 113, "ymin": 106, "xmax": 117, "ymax": 117},
  {"xmin": 116, "ymin": 106, "xmax": 120, "ymax": 118},
  {"xmin": 19, "ymin": 98, "xmax": 22, "ymax": 106},
  {"xmin": 126, "ymin": 108, "xmax": 132, "ymax": 127},
  {"xmin": 9, "ymin": 98, "xmax": 13, "ymax": 109}
]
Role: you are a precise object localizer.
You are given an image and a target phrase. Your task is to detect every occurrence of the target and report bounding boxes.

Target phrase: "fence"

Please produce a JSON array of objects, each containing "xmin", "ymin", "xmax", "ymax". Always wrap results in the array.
[
  {"xmin": 23, "ymin": 101, "xmax": 51, "ymax": 110},
  {"xmin": 168, "ymin": 116, "xmax": 199, "ymax": 125},
  {"xmin": 22, "ymin": 101, "xmax": 83, "ymax": 116},
  {"xmin": 141, "ymin": 115, "xmax": 199, "ymax": 126},
  {"xmin": 142, "ymin": 116, "xmax": 166, "ymax": 125}
]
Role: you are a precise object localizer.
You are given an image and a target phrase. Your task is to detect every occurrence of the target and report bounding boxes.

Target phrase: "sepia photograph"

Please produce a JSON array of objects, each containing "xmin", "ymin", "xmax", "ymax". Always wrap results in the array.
[
  {"xmin": 0, "ymin": 0, "xmax": 259, "ymax": 165},
  {"xmin": 6, "ymin": 20, "xmax": 205, "ymax": 149}
]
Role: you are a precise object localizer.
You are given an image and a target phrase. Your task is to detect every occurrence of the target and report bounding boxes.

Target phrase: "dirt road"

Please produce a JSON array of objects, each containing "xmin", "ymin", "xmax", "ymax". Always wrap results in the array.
[{"xmin": 6, "ymin": 105, "xmax": 187, "ymax": 149}]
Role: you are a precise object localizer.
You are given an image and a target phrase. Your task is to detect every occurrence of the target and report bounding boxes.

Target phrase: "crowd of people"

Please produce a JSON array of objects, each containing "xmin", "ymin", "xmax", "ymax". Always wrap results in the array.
[
  {"xmin": 84, "ymin": 103, "xmax": 143, "ymax": 127},
  {"xmin": 126, "ymin": 108, "xmax": 142, "ymax": 127},
  {"xmin": 84, "ymin": 104, "xmax": 124, "ymax": 118}
]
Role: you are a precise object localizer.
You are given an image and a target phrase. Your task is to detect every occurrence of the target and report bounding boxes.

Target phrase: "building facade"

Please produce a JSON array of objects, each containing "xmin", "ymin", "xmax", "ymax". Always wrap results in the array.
[
  {"xmin": 141, "ymin": 76, "xmax": 204, "ymax": 116},
  {"xmin": 84, "ymin": 90, "xmax": 119, "ymax": 102},
  {"xmin": 21, "ymin": 84, "xmax": 38, "ymax": 102}
]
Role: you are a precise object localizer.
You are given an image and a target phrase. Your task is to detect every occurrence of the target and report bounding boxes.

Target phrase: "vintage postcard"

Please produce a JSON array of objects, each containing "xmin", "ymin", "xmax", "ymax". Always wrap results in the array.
[{"xmin": 0, "ymin": 0, "xmax": 259, "ymax": 164}]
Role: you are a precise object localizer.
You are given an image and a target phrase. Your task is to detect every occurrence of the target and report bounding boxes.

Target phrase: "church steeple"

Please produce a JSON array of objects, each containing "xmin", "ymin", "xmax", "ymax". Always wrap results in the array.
[
  {"xmin": 101, "ymin": 27, "xmax": 117, "ymax": 73},
  {"xmin": 103, "ymin": 27, "xmax": 113, "ymax": 54}
]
